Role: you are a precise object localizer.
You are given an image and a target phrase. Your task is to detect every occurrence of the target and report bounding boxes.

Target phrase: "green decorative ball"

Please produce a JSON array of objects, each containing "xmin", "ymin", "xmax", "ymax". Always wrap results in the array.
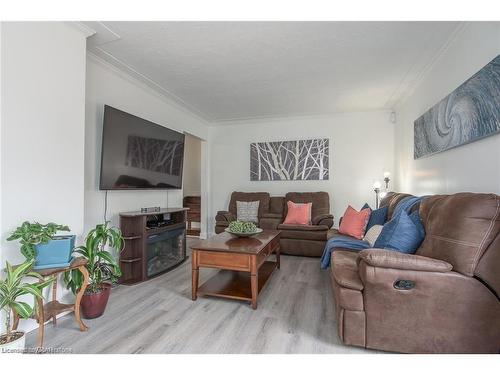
[{"xmin": 228, "ymin": 221, "xmax": 258, "ymax": 233}]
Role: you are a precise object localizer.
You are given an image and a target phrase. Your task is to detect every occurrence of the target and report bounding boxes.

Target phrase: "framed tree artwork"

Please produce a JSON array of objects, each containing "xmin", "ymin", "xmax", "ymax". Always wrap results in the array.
[{"xmin": 250, "ymin": 138, "xmax": 329, "ymax": 181}]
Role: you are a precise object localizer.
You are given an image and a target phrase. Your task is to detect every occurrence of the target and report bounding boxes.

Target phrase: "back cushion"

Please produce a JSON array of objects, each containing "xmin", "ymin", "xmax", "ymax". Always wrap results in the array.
[
  {"xmin": 269, "ymin": 196, "xmax": 285, "ymax": 216},
  {"xmin": 417, "ymin": 193, "xmax": 500, "ymax": 276},
  {"xmin": 475, "ymin": 232, "xmax": 500, "ymax": 297},
  {"xmin": 229, "ymin": 192, "xmax": 270, "ymax": 217},
  {"xmin": 380, "ymin": 192, "xmax": 415, "ymax": 220},
  {"xmin": 284, "ymin": 192, "xmax": 330, "ymax": 219}
]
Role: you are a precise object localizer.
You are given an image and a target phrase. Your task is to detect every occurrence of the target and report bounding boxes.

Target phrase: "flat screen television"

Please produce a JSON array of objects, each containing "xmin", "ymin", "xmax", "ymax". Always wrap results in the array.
[{"xmin": 100, "ymin": 105, "xmax": 185, "ymax": 190}]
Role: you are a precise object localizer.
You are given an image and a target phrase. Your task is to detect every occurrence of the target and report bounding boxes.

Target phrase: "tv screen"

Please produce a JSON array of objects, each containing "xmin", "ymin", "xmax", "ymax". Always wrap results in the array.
[{"xmin": 99, "ymin": 105, "xmax": 185, "ymax": 190}]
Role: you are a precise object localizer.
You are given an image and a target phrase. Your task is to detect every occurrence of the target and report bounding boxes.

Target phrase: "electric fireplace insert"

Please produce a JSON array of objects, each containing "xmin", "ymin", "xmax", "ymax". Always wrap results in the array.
[{"xmin": 146, "ymin": 227, "xmax": 185, "ymax": 277}]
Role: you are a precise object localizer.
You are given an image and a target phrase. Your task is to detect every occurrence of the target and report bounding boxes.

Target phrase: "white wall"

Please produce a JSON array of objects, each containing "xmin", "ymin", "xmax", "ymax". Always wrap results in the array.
[
  {"xmin": 394, "ymin": 22, "xmax": 500, "ymax": 195},
  {"xmin": 183, "ymin": 134, "xmax": 202, "ymax": 197},
  {"xmin": 209, "ymin": 111, "xmax": 395, "ymax": 232},
  {"xmin": 84, "ymin": 55, "xmax": 210, "ymax": 236},
  {"xmin": 0, "ymin": 23, "xmax": 3, "ymax": 270},
  {"xmin": 0, "ymin": 23, "xmax": 211, "ymax": 336},
  {"xmin": 0, "ymin": 22, "xmax": 88, "ymax": 333}
]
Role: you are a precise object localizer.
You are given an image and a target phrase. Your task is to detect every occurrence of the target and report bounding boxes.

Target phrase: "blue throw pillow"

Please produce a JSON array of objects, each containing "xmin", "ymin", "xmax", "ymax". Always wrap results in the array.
[
  {"xmin": 362, "ymin": 203, "xmax": 388, "ymax": 231},
  {"xmin": 373, "ymin": 210, "xmax": 425, "ymax": 254},
  {"xmin": 408, "ymin": 210, "xmax": 426, "ymax": 240}
]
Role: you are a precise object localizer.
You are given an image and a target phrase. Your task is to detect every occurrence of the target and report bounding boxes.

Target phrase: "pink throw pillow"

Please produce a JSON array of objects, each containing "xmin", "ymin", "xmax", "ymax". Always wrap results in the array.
[
  {"xmin": 338, "ymin": 205, "xmax": 371, "ymax": 239},
  {"xmin": 283, "ymin": 201, "xmax": 312, "ymax": 225}
]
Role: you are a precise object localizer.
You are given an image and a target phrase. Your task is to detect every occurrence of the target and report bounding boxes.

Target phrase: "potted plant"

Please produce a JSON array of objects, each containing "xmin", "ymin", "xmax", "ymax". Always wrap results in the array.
[
  {"xmin": 7, "ymin": 221, "xmax": 73, "ymax": 269},
  {"xmin": 64, "ymin": 222, "xmax": 123, "ymax": 319},
  {"xmin": 0, "ymin": 260, "xmax": 53, "ymax": 353}
]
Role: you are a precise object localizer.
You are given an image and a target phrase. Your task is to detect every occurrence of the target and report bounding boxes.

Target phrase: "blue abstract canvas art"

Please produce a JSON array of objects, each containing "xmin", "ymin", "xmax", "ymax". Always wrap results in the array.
[{"xmin": 414, "ymin": 55, "xmax": 500, "ymax": 159}]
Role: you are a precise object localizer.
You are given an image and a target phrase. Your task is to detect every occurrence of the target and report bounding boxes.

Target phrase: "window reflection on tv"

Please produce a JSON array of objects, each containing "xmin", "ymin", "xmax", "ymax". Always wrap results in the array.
[{"xmin": 99, "ymin": 105, "xmax": 185, "ymax": 190}]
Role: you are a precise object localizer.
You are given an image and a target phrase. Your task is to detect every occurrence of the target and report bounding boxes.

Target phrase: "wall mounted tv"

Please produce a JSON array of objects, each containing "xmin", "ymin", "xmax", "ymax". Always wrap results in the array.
[{"xmin": 100, "ymin": 105, "xmax": 185, "ymax": 190}]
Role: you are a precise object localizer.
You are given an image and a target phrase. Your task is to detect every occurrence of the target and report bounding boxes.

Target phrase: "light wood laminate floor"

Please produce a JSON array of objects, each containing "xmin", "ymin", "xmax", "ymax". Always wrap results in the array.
[{"xmin": 27, "ymin": 239, "xmax": 377, "ymax": 354}]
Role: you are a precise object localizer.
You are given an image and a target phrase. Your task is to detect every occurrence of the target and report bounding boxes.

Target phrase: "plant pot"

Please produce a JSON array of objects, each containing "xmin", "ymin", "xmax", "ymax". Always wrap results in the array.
[
  {"xmin": 81, "ymin": 283, "xmax": 112, "ymax": 319},
  {"xmin": 0, "ymin": 331, "xmax": 25, "ymax": 354},
  {"xmin": 34, "ymin": 235, "xmax": 75, "ymax": 270}
]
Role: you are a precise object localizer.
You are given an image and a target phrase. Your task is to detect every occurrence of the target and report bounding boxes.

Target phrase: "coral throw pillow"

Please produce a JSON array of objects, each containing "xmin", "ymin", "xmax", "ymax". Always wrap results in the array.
[
  {"xmin": 339, "ymin": 205, "xmax": 371, "ymax": 239},
  {"xmin": 283, "ymin": 201, "xmax": 312, "ymax": 225}
]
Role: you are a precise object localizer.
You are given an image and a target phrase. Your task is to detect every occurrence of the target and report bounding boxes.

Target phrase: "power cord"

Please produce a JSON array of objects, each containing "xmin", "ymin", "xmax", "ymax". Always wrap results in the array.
[{"xmin": 104, "ymin": 190, "xmax": 109, "ymax": 223}]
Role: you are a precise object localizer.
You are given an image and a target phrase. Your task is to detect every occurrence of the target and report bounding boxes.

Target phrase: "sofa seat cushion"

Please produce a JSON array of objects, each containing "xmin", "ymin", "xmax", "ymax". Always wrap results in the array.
[
  {"xmin": 277, "ymin": 223, "xmax": 328, "ymax": 232},
  {"xmin": 327, "ymin": 229, "xmax": 361, "ymax": 242},
  {"xmin": 261, "ymin": 212, "xmax": 283, "ymax": 219},
  {"xmin": 327, "ymin": 228, "xmax": 340, "ymax": 239},
  {"xmin": 277, "ymin": 224, "xmax": 329, "ymax": 241},
  {"xmin": 331, "ymin": 250, "xmax": 364, "ymax": 291}
]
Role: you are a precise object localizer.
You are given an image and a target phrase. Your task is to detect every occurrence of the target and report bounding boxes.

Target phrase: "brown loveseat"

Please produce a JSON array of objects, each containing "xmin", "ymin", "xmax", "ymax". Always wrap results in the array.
[
  {"xmin": 215, "ymin": 191, "xmax": 333, "ymax": 257},
  {"xmin": 330, "ymin": 192, "xmax": 500, "ymax": 353}
]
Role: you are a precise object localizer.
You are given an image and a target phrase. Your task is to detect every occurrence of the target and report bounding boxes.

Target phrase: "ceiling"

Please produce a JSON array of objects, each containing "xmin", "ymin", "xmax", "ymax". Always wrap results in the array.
[{"xmin": 84, "ymin": 21, "xmax": 462, "ymax": 123}]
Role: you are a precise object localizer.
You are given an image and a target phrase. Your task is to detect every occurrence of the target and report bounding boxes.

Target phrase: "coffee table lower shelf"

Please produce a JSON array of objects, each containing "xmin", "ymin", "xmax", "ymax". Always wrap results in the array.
[{"xmin": 197, "ymin": 261, "xmax": 277, "ymax": 303}]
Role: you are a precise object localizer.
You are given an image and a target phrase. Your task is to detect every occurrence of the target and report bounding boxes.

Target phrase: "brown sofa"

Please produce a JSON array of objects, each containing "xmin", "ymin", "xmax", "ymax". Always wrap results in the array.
[
  {"xmin": 330, "ymin": 192, "xmax": 500, "ymax": 353},
  {"xmin": 215, "ymin": 191, "xmax": 333, "ymax": 256}
]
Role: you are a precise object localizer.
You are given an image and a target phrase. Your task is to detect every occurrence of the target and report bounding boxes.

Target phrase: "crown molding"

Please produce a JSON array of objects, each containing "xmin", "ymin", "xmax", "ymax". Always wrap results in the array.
[
  {"xmin": 87, "ymin": 51, "xmax": 211, "ymax": 126},
  {"xmin": 84, "ymin": 21, "xmax": 213, "ymax": 124},
  {"xmin": 390, "ymin": 21, "xmax": 469, "ymax": 109},
  {"xmin": 210, "ymin": 109, "xmax": 393, "ymax": 127},
  {"xmin": 89, "ymin": 47, "xmax": 213, "ymax": 123},
  {"xmin": 65, "ymin": 22, "xmax": 96, "ymax": 38}
]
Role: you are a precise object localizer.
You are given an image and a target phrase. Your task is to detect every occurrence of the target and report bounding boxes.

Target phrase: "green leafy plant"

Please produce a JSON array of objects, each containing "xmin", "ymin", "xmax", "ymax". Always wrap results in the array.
[
  {"xmin": 7, "ymin": 221, "xmax": 70, "ymax": 260},
  {"xmin": 64, "ymin": 222, "xmax": 124, "ymax": 295},
  {"xmin": 0, "ymin": 260, "xmax": 53, "ymax": 344},
  {"xmin": 228, "ymin": 220, "xmax": 258, "ymax": 233}
]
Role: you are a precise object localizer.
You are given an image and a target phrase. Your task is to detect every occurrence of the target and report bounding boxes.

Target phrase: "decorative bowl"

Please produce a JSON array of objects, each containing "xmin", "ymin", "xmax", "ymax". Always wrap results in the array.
[{"xmin": 224, "ymin": 227, "xmax": 263, "ymax": 237}]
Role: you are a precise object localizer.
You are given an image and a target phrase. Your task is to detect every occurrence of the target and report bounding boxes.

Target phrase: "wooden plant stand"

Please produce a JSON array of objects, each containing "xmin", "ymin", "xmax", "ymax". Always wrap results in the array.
[{"xmin": 12, "ymin": 258, "xmax": 89, "ymax": 348}]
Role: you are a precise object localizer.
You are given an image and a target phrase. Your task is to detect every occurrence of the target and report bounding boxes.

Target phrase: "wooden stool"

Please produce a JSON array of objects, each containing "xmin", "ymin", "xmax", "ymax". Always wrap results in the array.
[{"xmin": 12, "ymin": 258, "xmax": 89, "ymax": 347}]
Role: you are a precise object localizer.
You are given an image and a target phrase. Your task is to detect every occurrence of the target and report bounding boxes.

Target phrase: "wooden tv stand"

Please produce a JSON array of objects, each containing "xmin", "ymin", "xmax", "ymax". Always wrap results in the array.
[{"xmin": 119, "ymin": 207, "xmax": 188, "ymax": 285}]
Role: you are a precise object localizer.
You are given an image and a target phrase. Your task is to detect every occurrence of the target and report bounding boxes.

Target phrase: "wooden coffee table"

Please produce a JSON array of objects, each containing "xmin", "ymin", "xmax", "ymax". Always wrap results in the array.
[{"xmin": 191, "ymin": 230, "xmax": 280, "ymax": 309}]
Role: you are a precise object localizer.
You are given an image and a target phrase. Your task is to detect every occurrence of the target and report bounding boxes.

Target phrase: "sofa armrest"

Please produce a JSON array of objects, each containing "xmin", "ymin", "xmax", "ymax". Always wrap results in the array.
[
  {"xmin": 358, "ymin": 249, "xmax": 453, "ymax": 273},
  {"xmin": 312, "ymin": 214, "xmax": 334, "ymax": 228},
  {"xmin": 215, "ymin": 210, "xmax": 236, "ymax": 222}
]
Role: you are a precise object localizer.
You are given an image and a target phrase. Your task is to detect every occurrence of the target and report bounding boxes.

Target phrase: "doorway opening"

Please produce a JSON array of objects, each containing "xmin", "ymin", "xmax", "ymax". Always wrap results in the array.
[{"xmin": 182, "ymin": 133, "xmax": 203, "ymax": 238}]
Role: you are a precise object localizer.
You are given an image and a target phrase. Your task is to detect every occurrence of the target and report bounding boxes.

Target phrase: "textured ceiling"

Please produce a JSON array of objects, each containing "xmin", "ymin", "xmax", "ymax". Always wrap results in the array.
[{"xmin": 85, "ymin": 21, "xmax": 461, "ymax": 122}]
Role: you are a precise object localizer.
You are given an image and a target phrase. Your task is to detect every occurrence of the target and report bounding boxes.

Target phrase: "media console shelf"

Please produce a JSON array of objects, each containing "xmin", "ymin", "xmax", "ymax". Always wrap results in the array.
[{"xmin": 119, "ymin": 207, "xmax": 189, "ymax": 285}]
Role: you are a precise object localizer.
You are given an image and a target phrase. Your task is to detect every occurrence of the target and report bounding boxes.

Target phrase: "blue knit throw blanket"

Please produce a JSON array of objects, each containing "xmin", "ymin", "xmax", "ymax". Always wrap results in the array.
[
  {"xmin": 320, "ymin": 196, "xmax": 423, "ymax": 269},
  {"xmin": 320, "ymin": 235, "xmax": 369, "ymax": 269}
]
